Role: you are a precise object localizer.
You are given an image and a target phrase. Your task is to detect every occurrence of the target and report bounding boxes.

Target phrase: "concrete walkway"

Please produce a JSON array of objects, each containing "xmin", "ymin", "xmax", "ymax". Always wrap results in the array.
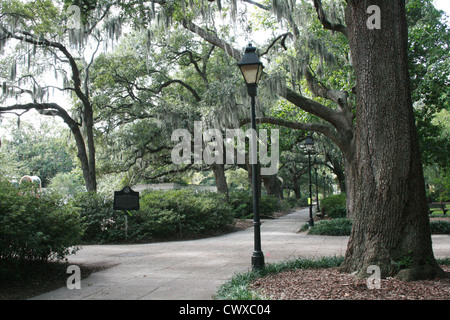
[{"xmin": 31, "ymin": 208, "xmax": 450, "ymax": 300}]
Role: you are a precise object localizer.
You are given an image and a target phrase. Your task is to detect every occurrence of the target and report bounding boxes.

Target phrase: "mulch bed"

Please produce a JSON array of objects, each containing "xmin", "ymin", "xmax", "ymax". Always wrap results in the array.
[{"xmin": 250, "ymin": 265, "xmax": 450, "ymax": 300}]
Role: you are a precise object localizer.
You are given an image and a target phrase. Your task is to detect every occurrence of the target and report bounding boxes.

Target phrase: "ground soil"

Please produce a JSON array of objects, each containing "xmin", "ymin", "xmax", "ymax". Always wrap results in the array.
[
  {"xmin": 0, "ymin": 261, "xmax": 106, "ymax": 300},
  {"xmin": 250, "ymin": 265, "xmax": 450, "ymax": 300}
]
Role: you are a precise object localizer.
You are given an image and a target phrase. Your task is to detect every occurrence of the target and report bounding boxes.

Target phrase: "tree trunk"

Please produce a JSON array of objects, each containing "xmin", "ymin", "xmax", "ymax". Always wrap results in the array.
[
  {"xmin": 262, "ymin": 174, "xmax": 283, "ymax": 199},
  {"xmin": 293, "ymin": 182, "xmax": 301, "ymax": 199},
  {"xmin": 211, "ymin": 163, "xmax": 228, "ymax": 199},
  {"xmin": 341, "ymin": 0, "xmax": 444, "ymax": 279},
  {"xmin": 84, "ymin": 104, "xmax": 97, "ymax": 192},
  {"xmin": 344, "ymin": 159, "xmax": 356, "ymax": 219}
]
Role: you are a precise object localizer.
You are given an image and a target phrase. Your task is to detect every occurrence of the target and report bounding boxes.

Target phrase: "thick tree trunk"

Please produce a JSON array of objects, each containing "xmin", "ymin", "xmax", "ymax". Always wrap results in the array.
[
  {"xmin": 341, "ymin": 0, "xmax": 444, "ymax": 279},
  {"xmin": 344, "ymin": 159, "xmax": 356, "ymax": 220},
  {"xmin": 262, "ymin": 174, "xmax": 283, "ymax": 199}
]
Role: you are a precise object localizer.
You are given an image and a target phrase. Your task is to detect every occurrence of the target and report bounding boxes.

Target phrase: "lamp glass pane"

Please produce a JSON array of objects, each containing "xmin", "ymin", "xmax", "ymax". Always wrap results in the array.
[{"xmin": 240, "ymin": 64, "xmax": 261, "ymax": 85}]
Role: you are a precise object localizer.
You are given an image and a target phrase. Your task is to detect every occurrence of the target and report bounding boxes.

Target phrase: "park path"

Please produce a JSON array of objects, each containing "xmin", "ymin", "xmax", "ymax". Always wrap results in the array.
[{"xmin": 31, "ymin": 208, "xmax": 449, "ymax": 300}]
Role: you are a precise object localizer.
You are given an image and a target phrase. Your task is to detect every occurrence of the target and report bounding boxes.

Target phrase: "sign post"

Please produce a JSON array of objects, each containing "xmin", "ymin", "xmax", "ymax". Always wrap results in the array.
[{"xmin": 113, "ymin": 186, "xmax": 140, "ymax": 239}]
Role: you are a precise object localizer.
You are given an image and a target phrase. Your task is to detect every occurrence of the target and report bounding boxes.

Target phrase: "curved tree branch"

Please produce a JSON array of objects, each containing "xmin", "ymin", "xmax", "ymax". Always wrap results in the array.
[{"xmin": 313, "ymin": 0, "xmax": 348, "ymax": 38}]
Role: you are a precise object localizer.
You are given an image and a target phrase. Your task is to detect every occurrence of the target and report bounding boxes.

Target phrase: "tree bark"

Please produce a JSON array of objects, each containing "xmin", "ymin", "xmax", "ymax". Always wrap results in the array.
[
  {"xmin": 262, "ymin": 174, "xmax": 283, "ymax": 199},
  {"xmin": 341, "ymin": 0, "xmax": 444, "ymax": 279},
  {"xmin": 211, "ymin": 163, "xmax": 228, "ymax": 199}
]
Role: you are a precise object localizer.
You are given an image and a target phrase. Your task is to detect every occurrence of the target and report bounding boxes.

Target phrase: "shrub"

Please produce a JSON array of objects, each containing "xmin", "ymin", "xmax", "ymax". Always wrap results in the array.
[
  {"xmin": 283, "ymin": 196, "xmax": 308, "ymax": 209},
  {"xmin": 305, "ymin": 218, "xmax": 353, "ymax": 236},
  {"xmin": 259, "ymin": 195, "xmax": 282, "ymax": 218},
  {"xmin": 0, "ymin": 180, "xmax": 82, "ymax": 262},
  {"xmin": 74, "ymin": 189, "xmax": 236, "ymax": 243},
  {"xmin": 228, "ymin": 190, "xmax": 253, "ymax": 218},
  {"xmin": 228, "ymin": 191, "xmax": 283, "ymax": 219},
  {"xmin": 430, "ymin": 220, "xmax": 450, "ymax": 234},
  {"xmin": 71, "ymin": 192, "xmax": 151, "ymax": 243},
  {"xmin": 139, "ymin": 189, "xmax": 234, "ymax": 236},
  {"xmin": 321, "ymin": 194, "xmax": 347, "ymax": 218}
]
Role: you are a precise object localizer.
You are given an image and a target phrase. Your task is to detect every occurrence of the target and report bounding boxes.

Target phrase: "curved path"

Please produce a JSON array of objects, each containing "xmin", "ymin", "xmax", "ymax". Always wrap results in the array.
[{"xmin": 31, "ymin": 208, "xmax": 449, "ymax": 300}]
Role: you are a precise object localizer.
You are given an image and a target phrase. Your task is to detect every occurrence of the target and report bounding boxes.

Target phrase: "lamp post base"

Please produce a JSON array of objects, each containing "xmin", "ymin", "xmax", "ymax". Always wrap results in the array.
[{"xmin": 252, "ymin": 252, "xmax": 265, "ymax": 270}]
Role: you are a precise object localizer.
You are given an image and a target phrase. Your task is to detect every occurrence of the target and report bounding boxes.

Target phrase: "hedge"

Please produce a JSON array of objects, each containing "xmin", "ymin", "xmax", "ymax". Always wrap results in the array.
[
  {"xmin": 0, "ymin": 180, "xmax": 82, "ymax": 262},
  {"xmin": 321, "ymin": 194, "xmax": 347, "ymax": 218}
]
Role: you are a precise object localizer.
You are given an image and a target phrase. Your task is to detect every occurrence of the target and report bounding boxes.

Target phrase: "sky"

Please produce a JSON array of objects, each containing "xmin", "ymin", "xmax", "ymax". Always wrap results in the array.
[{"xmin": 434, "ymin": 0, "xmax": 450, "ymax": 23}]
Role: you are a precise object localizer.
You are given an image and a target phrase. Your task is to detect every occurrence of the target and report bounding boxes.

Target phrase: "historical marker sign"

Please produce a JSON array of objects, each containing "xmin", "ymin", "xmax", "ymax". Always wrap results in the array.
[{"xmin": 113, "ymin": 186, "xmax": 139, "ymax": 211}]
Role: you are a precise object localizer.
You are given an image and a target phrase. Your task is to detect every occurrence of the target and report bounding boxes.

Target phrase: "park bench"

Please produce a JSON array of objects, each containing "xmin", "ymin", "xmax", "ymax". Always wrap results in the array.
[{"xmin": 428, "ymin": 202, "xmax": 448, "ymax": 215}]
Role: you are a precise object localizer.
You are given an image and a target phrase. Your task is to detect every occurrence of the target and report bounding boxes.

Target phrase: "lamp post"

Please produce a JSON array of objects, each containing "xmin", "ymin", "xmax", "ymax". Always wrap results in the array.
[
  {"xmin": 303, "ymin": 135, "xmax": 315, "ymax": 227},
  {"xmin": 238, "ymin": 43, "xmax": 264, "ymax": 270},
  {"xmin": 313, "ymin": 158, "xmax": 320, "ymax": 212}
]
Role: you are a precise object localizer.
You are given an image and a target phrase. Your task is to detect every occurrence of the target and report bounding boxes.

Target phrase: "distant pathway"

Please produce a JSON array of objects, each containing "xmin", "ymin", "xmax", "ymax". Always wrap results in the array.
[{"xmin": 31, "ymin": 208, "xmax": 449, "ymax": 300}]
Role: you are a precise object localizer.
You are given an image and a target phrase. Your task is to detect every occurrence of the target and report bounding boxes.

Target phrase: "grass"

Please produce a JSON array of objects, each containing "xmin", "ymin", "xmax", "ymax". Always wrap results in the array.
[{"xmin": 214, "ymin": 256, "xmax": 344, "ymax": 300}]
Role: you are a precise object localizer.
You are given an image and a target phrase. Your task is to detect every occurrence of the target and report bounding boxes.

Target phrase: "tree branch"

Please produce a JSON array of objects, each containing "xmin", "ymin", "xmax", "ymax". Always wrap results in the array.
[{"xmin": 313, "ymin": 0, "xmax": 348, "ymax": 38}]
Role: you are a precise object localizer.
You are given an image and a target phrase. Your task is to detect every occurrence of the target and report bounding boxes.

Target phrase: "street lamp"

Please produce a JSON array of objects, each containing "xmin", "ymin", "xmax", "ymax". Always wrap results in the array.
[
  {"xmin": 313, "ymin": 158, "xmax": 320, "ymax": 212},
  {"xmin": 238, "ymin": 43, "xmax": 264, "ymax": 270},
  {"xmin": 303, "ymin": 135, "xmax": 315, "ymax": 227}
]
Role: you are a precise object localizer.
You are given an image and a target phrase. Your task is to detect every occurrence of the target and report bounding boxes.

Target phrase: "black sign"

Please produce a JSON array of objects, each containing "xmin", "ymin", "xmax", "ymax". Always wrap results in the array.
[{"xmin": 114, "ymin": 186, "xmax": 140, "ymax": 211}]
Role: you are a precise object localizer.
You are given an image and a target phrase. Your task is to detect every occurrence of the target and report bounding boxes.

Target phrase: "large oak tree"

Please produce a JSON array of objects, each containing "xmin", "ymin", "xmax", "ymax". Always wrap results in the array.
[{"xmin": 131, "ymin": 0, "xmax": 444, "ymax": 279}]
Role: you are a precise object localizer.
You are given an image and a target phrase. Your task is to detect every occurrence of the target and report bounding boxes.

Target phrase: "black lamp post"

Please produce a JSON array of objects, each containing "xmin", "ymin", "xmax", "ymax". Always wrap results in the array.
[
  {"xmin": 303, "ymin": 135, "xmax": 315, "ymax": 227},
  {"xmin": 238, "ymin": 43, "xmax": 264, "ymax": 270},
  {"xmin": 313, "ymin": 158, "xmax": 320, "ymax": 212}
]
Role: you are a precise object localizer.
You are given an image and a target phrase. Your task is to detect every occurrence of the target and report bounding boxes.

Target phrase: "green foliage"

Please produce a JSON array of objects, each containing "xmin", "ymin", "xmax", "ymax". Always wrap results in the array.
[
  {"xmin": 430, "ymin": 220, "xmax": 450, "ymax": 234},
  {"xmin": 425, "ymin": 165, "xmax": 450, "ymax": 201},
  {"xmin": 1, "ymin": 121, "xmax": 74, "ymax": 187},
  {"xmin": 227, "ymin": 191, "xmax": 283, "ymax": 219},
  {"xmin": 73, "ymin": 189, "xmax": 235, "ymax": 243},
  {"xmin": 139, "ymin": 189, "xmax": 234, "ymax": 236},
  {"xmin": 0, "ymin": 0, "xmax": 61, "ymax": 36},
  {"xmin": 305, "ymin": 218, "xmax": 352, "ymax": 236},
  {"xmin": 301, "ymin": 217, "xmax": 450, "ymax": 236},
  {"xmin": 396, "ymin": 251, "xmax": 414, "ymax": 270},
  {"xmin": 0, "ymin": 179, "xmax": 83, "ymax": 262},
  {"xmin": 49, "ymin": 169, "xmax": 86, "ymax": 198},
  {"xmin": 283, "ymin": 196, "xmax": 308, "ymax": 209},
  {"xmin": 321, "ymin": 193, "xmax": 347, "ymax": 218},
  {"xmin": 407, "ymin": 0, "xmax": 450, "ymax": 170},
  {"xmin": 215, "ymin": 256, "xmax": 344, "ymax": 300}
]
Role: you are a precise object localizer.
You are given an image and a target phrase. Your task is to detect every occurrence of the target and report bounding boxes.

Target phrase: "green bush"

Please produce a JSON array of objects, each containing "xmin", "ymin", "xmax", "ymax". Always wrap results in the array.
[
  {"xmin": 228, "ymin": 190, "xmax": 253, "ymax": 218},
  {"xmin": 321, "ymin": 194, "xmax": 347, "ymax": 218},
  {"xmin": 283, "ymin": 196, "xmax": 308, "ymax": 209},
  {"xmin": 73, "ymin": 189, "xmax": 235, "ymax": 243},
  {"xmin": 140, "ymin": 189, "xmax": 234, "ymax": 235},
  {"xmin": 72, "ymin": 191, "xmax": 156, "ymax": 243},
  {"xmin": 430, "ymin": 220, "xmax": 450, "ymax": 234},
  {"xmin": 228, "ymin": 191, "xmax": 283, "ymax": 219},
  {"xmin": 306, "ymin": 218, "xmax": 353, "ymax": 236},
  {"xmin": 259, "ymin": 195, "xmax": 281, "ymax": 218},
  {"xmin": 0, "ymin": 180, "xmax": 82, "ymax": 262}
]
